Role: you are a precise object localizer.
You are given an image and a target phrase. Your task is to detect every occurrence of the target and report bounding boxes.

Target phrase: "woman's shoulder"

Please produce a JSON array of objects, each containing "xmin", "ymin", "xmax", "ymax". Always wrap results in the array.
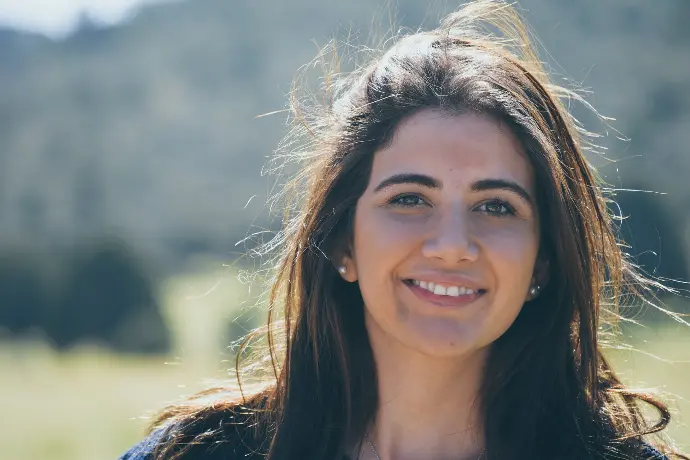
[
  {"xmin": 604, "ymin": 439, "xmax": 671, "ymax": 460},
  {"xmin": 117, "ymin": 393, "xmax": 269, "ymax": 460},
  {"xmin": 118, "ymin": 427, "xmax": 169, "ymax": 460},
  {"xmin": 117, "ymin": 415, "xmax": 260, "ymax": 460},
  {"xmin": 640, "ymin": 442, "xmax": 670, "ymax": 460}
]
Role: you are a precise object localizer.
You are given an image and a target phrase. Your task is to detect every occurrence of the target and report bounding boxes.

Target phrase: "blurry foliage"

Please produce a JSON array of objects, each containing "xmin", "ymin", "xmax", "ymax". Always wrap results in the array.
[
  {"xmin": 0, "ymin": 239, "xmax": 170, "ymax": 353},
  {"xmin": 0, "ymin": 252, "xmax": 47, "ymax": 336},
  {"xmin": 0, "ymin": 0, "xmax": 688, "ymax": 350},
  {"xmin": 612, "ymin": 189, "xmax": 689, "ymax": 284}
]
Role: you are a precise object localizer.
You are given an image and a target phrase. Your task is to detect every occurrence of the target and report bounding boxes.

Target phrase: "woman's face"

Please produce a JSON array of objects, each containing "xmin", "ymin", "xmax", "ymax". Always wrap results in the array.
[{"xmin": 342, "ymin": 110, "xmax": 541, "ymax": 357}]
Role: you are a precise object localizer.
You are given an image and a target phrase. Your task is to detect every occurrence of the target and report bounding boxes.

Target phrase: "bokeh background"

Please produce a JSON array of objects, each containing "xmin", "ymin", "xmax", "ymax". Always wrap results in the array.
[{"xmin": 0, "ymin": 1, "xmax": 689, "ymax": 459}]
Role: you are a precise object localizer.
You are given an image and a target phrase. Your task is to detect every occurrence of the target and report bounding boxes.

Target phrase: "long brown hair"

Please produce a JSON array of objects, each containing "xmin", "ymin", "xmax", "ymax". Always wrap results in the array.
[{"xmin": 149, "ymin": 2, "xmax": 687, "ymax": 459}]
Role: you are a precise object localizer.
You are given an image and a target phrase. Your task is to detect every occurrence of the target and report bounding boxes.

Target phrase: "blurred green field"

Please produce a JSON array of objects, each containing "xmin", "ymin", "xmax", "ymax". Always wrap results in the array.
[{"xmin": 0, "ymin": 268, "xmax": 688, "ymax": 460}]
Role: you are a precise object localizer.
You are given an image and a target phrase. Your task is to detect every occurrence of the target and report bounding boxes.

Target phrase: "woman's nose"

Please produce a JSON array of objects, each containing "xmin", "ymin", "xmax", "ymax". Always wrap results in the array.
[{"xmin": 421, "ymin": 207, "xmax": 479, "ymax": 264}]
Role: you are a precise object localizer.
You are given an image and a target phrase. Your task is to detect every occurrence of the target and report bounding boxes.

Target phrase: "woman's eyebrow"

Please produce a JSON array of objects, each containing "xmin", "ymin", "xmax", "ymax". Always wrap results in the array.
[
  {"xmin": 374, "ymin": 173, "xmax": 441, "ymax": 192},
  {"xmin": 373, "ymin": 174, "xmax": 533, "ymax": 205},
  {"xmin": 471, "ymin": 178, "xmax": 534, "ymax": 206}
]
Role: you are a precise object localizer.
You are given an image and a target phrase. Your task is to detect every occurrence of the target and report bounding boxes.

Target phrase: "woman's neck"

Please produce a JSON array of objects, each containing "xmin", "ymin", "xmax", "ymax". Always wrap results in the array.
[{"xmin": 357, "ymin": 320, "xmax": 488, "ymax": 460}]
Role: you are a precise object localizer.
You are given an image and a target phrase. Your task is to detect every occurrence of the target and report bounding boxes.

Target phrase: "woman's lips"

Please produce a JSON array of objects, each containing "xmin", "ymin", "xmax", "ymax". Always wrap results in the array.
[{"xmin": 405, "ymin": 280, "xmax": 485, "ymax": 308}]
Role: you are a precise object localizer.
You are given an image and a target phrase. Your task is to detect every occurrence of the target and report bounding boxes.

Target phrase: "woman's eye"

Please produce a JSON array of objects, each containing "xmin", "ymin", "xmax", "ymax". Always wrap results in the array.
[
  {"xmin": 388, "ymin": 193, "xmax": 429, "ymax": 208},
  {"xmin": 477, "ymin": 200, "xmax": 516, "ymax": 216}
]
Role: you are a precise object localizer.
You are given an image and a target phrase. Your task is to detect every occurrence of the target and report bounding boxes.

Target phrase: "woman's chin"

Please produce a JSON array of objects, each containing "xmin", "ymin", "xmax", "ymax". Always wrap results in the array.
[{"xmin": 401, "ymin": 327, "xmax": 488, "ymax": 359}]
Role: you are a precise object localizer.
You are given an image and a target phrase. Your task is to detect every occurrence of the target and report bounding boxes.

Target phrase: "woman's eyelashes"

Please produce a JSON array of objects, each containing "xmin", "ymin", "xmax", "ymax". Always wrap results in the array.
[
  {"xmin": 386, "ymin": 193, "xmax": 518, "ymax": 217},
  {"xmin": 387, "ymin": 193, "xmax": 430, "ymax": 208},
  {"xmin": 475, "ymin": 198, "xmax": 517, "ymax": 217}
]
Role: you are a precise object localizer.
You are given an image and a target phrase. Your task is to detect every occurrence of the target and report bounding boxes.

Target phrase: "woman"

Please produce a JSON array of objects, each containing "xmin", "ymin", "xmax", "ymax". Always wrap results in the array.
[{"xmin": 120, "ymin": 1, "xmax": 687, "ymax": 459}]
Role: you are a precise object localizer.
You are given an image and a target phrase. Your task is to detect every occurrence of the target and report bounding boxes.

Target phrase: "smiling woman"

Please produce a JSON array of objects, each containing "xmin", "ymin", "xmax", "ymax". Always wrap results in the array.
[
  {"xmin": 120, "ymin": 1, "xmax": 687, "ymax": 459},
  {"xmin": 344, "ymin": 112, "xmax": 541, "ymax": 361}
]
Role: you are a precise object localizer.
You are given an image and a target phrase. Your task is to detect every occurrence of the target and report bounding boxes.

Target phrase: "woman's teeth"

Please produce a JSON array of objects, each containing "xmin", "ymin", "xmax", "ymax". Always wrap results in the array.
[{"xmin": 410, "ymin": 280, "xmax": 476, "ymax": 297}]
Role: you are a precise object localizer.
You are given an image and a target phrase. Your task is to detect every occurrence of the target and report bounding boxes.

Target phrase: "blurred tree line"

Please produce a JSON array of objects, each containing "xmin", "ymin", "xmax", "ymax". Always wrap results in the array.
[
  {"xmin": 0, "ymin": 238, "xmax": 169, "ymax": 352},
  {"xmin": 0, "ymin": 0, "xmax": 688, "ymax": 352}
]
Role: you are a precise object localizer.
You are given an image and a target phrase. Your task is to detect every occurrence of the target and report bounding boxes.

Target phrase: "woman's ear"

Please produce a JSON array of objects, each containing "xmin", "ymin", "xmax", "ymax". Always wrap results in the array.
[
  {"xmin": 334, "ymin": 248, "xmax": 358, "ymax": 283},
  {"xmin": 526, "ymin": 256, "xmax": 549, "ymax": 301}
]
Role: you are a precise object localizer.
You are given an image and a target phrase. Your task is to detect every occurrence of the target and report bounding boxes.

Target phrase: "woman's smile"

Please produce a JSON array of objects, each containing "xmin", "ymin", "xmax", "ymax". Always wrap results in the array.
[{"xmin": 404, "ymin": 278, "xmax": 487, "ymax": 308}]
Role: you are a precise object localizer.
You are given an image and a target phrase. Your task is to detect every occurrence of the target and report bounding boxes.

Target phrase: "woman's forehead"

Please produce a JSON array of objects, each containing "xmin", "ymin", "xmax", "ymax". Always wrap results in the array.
[{"xmin": 370, "ymin": 110, "xmax": 535, "ymax": 192}]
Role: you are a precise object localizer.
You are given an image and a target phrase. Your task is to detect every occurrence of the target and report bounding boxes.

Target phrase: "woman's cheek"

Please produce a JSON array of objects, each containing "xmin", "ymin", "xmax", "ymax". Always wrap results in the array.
[
  {"xmin": 368, "ymin": 209, "xmax": 428, "ymax": 242},
  {"xmin": 475, "ymin": 220, "xmax": 539, "ymax": 256}
]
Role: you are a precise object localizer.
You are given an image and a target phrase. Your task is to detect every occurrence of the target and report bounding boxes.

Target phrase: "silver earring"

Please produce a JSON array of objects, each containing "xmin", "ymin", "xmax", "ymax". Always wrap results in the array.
[
  {"xmin": 529, "ymin": 284, "xmax": 541, "ymax": 297},
  {"xmin": 338, "ymin": 266, "xmax": 347, "ymax": 275}
]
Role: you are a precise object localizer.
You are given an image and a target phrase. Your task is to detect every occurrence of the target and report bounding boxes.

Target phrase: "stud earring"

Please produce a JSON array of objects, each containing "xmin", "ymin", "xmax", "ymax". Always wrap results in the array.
[
  {"xmin": 529, "ymin": 284, "xmax": 541, "ymax": 298},
  {"xmin": 338, "ymin": 266, "xmax": 347, "ymax": 275}
]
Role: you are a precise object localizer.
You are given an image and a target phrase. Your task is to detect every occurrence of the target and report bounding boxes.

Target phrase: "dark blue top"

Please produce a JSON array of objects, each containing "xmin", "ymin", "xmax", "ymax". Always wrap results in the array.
[
  {"xmin": 118, "ymin": 429, "xmax": 162, "ymax": 459},
  {"xmin": 118, "ymin": 428, "xmax": 670, "ymax": 460}
]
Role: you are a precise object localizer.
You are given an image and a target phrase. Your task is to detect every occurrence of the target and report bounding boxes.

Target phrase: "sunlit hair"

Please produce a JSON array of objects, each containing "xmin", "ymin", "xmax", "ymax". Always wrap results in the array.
[{"xmin": 150, "ymin": 1, "xmax": 687, "ymax": 459}]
